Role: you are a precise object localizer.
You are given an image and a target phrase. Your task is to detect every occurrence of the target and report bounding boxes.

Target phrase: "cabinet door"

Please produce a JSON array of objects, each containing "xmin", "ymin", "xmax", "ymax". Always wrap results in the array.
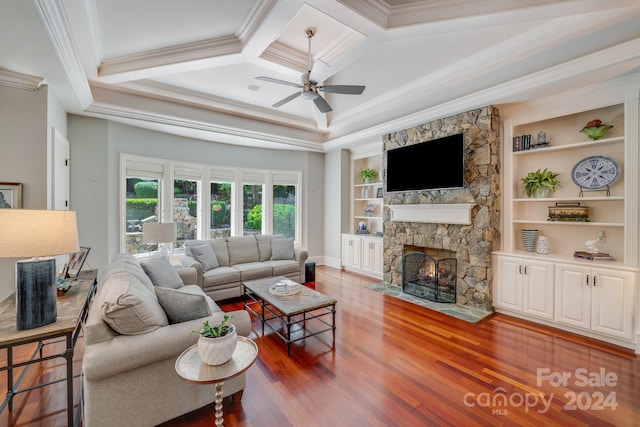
[
  {"xmin": 361, "ymin": 237, "xmax": 383, "ymax": 275},
  {"xmin": 555, "ymin": 264, "xmax": 591, "ymax": 329},
  {"xmin": 522, "ymin": 260, "xmax": 554, "ymax": 320},
  {"xmin": 494, "ymin": 256, "xmax": 522, "ymax": 311},
  {"xmin": 591, "ymin": 268, "xmax": 635, "ymax": 340},
  {"xmin": 341, "ymin": 235, "xmax": 360, "ymax": 269}
]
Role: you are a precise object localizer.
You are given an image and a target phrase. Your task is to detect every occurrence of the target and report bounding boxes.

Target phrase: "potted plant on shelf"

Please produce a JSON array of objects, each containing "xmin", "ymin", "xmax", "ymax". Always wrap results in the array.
[
  {"xmin": 521, "ymin": 168, "xmax": 560, "ymax": 198},
  {"xmin": 192, "ymin": 315, "xmax": 236, "ymax": 365},
  {"xmin": 358, "ymin": 168, "xmax": 378, "ymax": 184}
]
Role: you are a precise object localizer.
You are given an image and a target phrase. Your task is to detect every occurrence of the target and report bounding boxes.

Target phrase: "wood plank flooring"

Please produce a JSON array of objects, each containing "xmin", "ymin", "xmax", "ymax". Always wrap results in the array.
[{"xmin": 1, "ymin": 265, "xmax": 639, "ymax": 426}]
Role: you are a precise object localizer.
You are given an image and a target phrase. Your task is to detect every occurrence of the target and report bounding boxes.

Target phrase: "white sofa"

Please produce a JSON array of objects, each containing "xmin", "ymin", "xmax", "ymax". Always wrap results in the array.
[
  {"xmin": 82, "ymin": 254, "xmax": 251, "ymax": 427},
  {"xmin": 180, "ymin": 234, "xmax": 308, "ymax": 301}
]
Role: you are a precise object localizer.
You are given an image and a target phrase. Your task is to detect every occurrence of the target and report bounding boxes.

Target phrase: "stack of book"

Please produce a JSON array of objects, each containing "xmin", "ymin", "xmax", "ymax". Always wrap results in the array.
[{"xmin": 573, "ymin": 251, "xmax": 616, "ymax": 261}]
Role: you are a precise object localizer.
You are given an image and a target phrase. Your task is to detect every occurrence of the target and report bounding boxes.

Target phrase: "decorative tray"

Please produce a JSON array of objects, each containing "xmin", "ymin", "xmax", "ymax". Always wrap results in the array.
[
  {"xmin": 269, "ymin": 280, "xmax": 301, "ymax": 296},
  {"xmin": 571, "ymin": 155, "xmax": 620, "ymax": 190}
]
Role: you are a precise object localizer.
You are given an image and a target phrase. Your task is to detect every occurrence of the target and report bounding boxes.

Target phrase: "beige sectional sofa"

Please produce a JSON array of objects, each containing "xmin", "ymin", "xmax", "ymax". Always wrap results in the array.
[
  {"xmin": 180, "ymin": 234, "xmax": 308, "ymax": 301},
  {"xmin": 83, "ymin": 254, "xmax": 251, "ymax": 427}
]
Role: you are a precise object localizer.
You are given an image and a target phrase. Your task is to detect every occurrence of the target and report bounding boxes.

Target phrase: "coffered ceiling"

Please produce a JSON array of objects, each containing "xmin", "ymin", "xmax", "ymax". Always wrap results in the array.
[{"xmin": 2, "ymin": 0, "xmax": 640, "ymax": 151}]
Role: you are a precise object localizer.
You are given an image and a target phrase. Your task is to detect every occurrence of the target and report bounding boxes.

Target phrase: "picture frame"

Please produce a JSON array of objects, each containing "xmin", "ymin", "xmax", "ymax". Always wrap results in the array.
[
  {"xmin": 0, "ymin": 182, "xmax": 22, "ymax": 209},
  {"xmin": 376, "ymin": 187, "xmax": 383, "ymax": 198},
  {"xmin": 67, "ymin": 247, "xmax": 90, "ymax": 278}
]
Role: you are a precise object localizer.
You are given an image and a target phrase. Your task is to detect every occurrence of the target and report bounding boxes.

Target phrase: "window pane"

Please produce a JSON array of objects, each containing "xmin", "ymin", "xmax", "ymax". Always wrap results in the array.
[
  {"xmin": 243, "ymin": 183, "xmax": 262, "ymax": 235},
  {"xmin": 210, "ymin": 181, "xmax": 232, "ymax": 238},
  {"xmin": 174, "ymin": 179, "xmax": 198, "ymax": 249},
  {"xmin": 125, "ymin": 177, "xmax": 159, "ymax": 254},
  {"xmin": 273, "ymin": 184, "xmax": 296, "ymax": 239}
]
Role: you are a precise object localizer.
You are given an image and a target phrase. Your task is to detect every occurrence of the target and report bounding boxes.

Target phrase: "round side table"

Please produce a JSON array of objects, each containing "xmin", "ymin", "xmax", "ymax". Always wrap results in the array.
[{"xmin": 175, "ymin": 336, "xmax": 258, "ymax": 426}]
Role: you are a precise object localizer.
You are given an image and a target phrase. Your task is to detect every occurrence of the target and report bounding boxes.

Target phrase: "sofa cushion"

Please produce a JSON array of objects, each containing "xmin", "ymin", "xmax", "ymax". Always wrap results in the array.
[
  {"xmin": 189, "ymin": 243, "xmax": 219, "ymax": 271},
  {"xmin": 267, "ymin": 260, "xmax": 300, "ymax": 277},
  {"xmin": 155, "ymin": 285, "xmax": 214, "ymax": 324},
  {"xmin": 141, "ymin": 254, "xmax": 184, "ymax": 289},
  {"xmin": 226, "ymin": 236, "xmax": 259, "ymax": 265},
  {"xmin": 101, "ymin": 254, "xmax": 155, "ymax": 294},
  {"xmin": 255, "ymin": 235, "xmax": 273, "ymax": 262},
  {"xmin": 203, "ymin": 266, "xmax": 241, "ymax": 286},
  {"xmin": 233, "ymin": 262, "xmax": 273, "ymax": 281},
  {"xmin": 185, "ymin": 239, "xmax": 229, "ymax": 267},
  {"xmin": 271, "ymin": 238, "xmax": 295, "ymax": 260},
  {"xmin": 100, "ymin": 271, "xmax": 168, "ymax": 335}
]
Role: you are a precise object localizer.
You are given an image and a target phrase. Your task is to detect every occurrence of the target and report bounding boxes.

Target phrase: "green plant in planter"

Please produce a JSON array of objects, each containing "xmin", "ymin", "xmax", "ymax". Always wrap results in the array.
[
  {"xmin": 193, "ymin": 315, "xmax": 234, "ymax": 338},
  {"xmin": 358, "ymin": 168, "xmax": 378, "ymax": 183},
  {"xmin": 521, "ymin": 168, "xmax": 560, "ymax": 197}
]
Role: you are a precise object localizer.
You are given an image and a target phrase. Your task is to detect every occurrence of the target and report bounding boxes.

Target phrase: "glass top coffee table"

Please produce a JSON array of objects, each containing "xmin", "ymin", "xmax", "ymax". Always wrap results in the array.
[{"xmin": 243, "ymin": 276, "xmax": 337, "ymax": 355}]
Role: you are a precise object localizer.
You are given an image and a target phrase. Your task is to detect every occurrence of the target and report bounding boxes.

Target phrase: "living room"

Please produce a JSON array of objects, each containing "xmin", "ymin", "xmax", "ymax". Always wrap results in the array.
[{"xmin": 1, "ymin": 1, "xmax": 640, "ymax": 425}]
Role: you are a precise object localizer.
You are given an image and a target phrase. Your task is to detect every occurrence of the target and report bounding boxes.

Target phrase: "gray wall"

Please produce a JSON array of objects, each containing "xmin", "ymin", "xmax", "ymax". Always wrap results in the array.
[
  {"xmin": 67, "ymin": 115, "xmax": 325, "ymax": 270},
  {"xmin": 323, "ymin": 148, "xmax": 351, "ymax": 268}
]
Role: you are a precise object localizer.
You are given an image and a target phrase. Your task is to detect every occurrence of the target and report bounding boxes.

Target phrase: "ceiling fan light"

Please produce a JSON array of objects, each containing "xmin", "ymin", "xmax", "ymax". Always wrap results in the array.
[{"xmin": 301, "ymin": 91, "xmax": 319, "ymax": 100}]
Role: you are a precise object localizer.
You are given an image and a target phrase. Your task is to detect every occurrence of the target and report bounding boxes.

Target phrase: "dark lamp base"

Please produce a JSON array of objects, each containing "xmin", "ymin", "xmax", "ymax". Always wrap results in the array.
[{"xmin": 16, "ymin": 258, "xmax": 57, "ymax": 330}]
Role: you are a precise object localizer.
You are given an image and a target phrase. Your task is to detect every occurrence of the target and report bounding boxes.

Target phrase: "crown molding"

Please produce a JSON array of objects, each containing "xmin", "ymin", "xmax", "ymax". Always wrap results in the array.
[
  {"xmin": 0, "ymin": 68, "xmax": 47, "ymax": 90},
  {"xmin": 85, "ymin": 102, "xmax": 325, "ymax": 152},
  {"xmin": 235, "ymin": 0, "xmax": 278, "ymax": 44},
  {"xmin": 35, "ymin": 0, "xmax": 93, "ymax": 107},
  {"xmin": 98, "ymin": 36, "xmax": 243, "ymax": 82}
]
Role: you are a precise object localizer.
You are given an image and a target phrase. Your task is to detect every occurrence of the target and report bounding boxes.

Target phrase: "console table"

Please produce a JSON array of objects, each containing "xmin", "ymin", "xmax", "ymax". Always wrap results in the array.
[{"xmin": 0, "ymin": 269, "xmax": 98, "ymax": 426}]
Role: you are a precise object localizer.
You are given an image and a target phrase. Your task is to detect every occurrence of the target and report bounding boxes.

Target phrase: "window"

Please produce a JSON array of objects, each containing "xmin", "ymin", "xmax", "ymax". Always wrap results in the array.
[
  {"xmin": 174, "ymin": 165, "xmax": 202, "ymax": 249},
  {"xmin": 272, "ymin": 172, "xmax": 300, "ymax": 239},
  {"xmin": 121, "ymin": 155, "xmax": 302, "ymax": 253},
  {"xmin": 210, "ymin": 169, "xmax": 234, "ymax": 238},
  {"xmin": 124, "ymin": 160, "xmax": 163, "ymax": 255}
]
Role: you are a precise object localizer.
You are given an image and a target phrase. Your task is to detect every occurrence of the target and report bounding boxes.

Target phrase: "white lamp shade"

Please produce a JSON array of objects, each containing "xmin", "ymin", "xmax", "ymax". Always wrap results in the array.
[
  {"xmin": 142, "ymin": 222, "xmax": 177, "ymax": 244},
  {"xmin": 0, "ymin": 209, "xmax": 80, "ymax": 258}
]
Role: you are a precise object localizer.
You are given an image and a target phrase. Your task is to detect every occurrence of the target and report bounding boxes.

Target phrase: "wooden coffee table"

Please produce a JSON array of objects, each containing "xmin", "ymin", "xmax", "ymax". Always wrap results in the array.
[{"xmin": 243, "ymin": 276, "xmax": 337, "ymax": 355}]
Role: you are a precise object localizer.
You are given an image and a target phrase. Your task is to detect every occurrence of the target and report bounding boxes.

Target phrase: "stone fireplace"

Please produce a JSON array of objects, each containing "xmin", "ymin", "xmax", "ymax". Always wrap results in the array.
[{"xmin": 382, "ymin": 106, "xmax": 500, "ymax": 311}]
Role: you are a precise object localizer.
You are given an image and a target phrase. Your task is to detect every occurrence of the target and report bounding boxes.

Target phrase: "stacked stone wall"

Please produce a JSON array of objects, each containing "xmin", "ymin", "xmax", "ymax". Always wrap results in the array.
[{"xmin": 382, "ymin": 106, "xmax": 501, "ymax": 311}]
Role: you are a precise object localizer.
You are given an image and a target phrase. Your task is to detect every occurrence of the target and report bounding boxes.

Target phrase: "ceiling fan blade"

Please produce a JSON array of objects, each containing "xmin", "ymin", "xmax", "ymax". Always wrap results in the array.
[
  {"xmin": 313, "ymin": 95, "xmax": 332, "ymax": 113},
  {"xmin": 319, "ymin": 85, "xmax": 365, "ymax": 95},
  {"xmin": 272, "ymin": 91, "xmax": 301, "ymax": 108},
  {"xmin": 309, "ymin": 59, "xmax": 331, "ymax": 83},
  {"xmin": 255, "ymin": 76, "xmax": 302, "ymax": 88}
]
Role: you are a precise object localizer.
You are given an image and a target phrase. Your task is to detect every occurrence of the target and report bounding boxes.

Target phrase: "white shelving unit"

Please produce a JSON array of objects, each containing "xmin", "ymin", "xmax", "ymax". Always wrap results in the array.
[
  {"xmin": 341, "ymin": 144, "xmax": 383, "ymax": 279},
  {"xmin": 494, "ymin": 97, "xmax": 640, "ymax": 352}
]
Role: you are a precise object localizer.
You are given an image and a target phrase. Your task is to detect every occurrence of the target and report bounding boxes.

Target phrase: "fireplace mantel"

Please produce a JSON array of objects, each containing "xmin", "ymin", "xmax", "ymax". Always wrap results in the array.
[{"xmin": 386, "ymin": 203, "xmax": 476, "ymax": 225}]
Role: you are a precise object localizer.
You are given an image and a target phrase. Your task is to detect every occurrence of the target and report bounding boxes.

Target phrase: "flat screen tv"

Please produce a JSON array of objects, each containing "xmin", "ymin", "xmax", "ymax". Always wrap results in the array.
[{"xmin": 386, "ymin": 133, "xmax": 465, "ymax": 192}]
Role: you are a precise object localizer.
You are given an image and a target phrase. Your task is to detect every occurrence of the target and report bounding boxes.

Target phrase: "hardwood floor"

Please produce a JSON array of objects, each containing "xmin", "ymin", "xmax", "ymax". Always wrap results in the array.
[{"xmin": 2, "ymin": 266, "xmax": 639, "ymax": 426}]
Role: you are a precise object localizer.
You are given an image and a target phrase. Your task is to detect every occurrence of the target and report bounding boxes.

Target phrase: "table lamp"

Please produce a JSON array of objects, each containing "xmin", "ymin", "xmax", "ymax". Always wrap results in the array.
[
  {"xmin": 142, "ymin": 222, "xmax": 176, "ymax": 255},
  {"xmin": 0, "ymin": 209, "xmax": 80, "ymax": 330}
]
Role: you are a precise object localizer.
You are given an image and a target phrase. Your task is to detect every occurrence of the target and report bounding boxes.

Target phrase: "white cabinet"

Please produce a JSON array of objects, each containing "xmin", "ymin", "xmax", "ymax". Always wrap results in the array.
[
  {"xmin": 555, "ymin": 263, "xmax": 635, "ymax": 340},
  {"xmin": 494, "ymin": 255, "xmax": 554, "ymax": 320},
  {"xmin": 341, "ymin": 234, "xmax": 383, "ymax": 278},
  {"xmin": 361, "ymin": 236, "xmax": 383, "ymax": 276}
]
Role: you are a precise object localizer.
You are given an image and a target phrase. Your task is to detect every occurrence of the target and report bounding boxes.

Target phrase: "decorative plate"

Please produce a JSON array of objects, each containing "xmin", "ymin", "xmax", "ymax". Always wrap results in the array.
[
  {"xmin": 571, "ymin": 155, "xmax": 620, "ymax": 190},
  {"xmin": 269, "ymin": 281, "xmax": 301, "ymax": 296}
]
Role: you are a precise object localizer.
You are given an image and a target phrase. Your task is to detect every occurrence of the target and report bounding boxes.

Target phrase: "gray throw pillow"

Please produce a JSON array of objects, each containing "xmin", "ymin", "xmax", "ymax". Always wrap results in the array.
[
  {"xmin": 155, "ymin": 286, "xmax": 211, "ymax": 324},
  {"xmin": 140, "ymin": 254, "xmax": 184, "ymax": 289},
  {"xmin": 189, "ymin": 243, "xmax": 219, "ymax": 271},
  {"xmin": 270, "ymin": 238, "xmax": 295, "ymax": 260}
]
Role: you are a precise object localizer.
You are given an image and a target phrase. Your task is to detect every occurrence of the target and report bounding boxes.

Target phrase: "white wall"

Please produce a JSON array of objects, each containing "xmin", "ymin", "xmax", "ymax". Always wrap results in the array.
[
  {"xmin": 67, "ymin": 115, "xmax": 325, "ymax": 270},
  {"xmin": 0, "ymin": 85, "xmax": 49, "ymax": 301}
]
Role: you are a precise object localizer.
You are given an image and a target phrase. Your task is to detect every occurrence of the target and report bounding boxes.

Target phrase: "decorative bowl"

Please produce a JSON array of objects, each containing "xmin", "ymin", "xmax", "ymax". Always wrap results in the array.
[{"xmin": 580, "ymin": 125, "xmax": 613, "ymax": 140}]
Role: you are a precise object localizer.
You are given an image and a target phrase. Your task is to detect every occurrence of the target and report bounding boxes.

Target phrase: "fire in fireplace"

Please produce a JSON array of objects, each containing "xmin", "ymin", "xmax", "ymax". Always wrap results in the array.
[{"xmin": 402, "ymin": 252, "xmax": 456, "ymax": 303}]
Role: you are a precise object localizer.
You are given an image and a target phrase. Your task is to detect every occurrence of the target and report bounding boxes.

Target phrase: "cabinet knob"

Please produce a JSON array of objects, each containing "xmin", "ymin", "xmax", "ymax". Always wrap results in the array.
[
  {"xmin": 593, "ymin": 276, "xmax": 597, "ymax": 287},
  {"xmin": 586, "ymin": 274, "xmax": 590, "ymax": 286}
]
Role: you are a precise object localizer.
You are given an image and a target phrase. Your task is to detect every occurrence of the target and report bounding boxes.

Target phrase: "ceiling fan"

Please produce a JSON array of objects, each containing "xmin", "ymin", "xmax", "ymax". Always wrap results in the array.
[{"xmin": 256, "ymin": 27, "xmax": 365, "ymax": 113}]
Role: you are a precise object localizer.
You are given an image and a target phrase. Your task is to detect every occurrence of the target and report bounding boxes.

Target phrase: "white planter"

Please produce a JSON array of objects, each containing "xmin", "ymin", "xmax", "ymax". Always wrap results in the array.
[{"xmin": 197, "ymin": 324, "xmax": 237, "ymax": 366}]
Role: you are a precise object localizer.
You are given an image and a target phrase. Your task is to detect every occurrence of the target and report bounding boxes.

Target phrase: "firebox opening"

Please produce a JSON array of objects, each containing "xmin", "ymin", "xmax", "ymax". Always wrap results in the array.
[{"xmin": 402, "ymin": 247, "xmax": 457, "ymax": 303}]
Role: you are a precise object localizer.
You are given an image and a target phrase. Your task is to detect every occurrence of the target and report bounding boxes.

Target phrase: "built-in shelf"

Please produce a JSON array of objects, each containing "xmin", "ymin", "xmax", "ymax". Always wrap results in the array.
[
  {"xmin": 354, "ymin": 182, "xmax": 383, "ymax": 187},
  {"xmin": 512, "ymin": 136, "xmax": 624, "ymax": 156},
  {"xmin": 513, "ymin": 220, "xmax": 624, "ymax": 227},
  {"xmin": 513, "ymin": 196, "xmax": 624, "ymax": 202}
]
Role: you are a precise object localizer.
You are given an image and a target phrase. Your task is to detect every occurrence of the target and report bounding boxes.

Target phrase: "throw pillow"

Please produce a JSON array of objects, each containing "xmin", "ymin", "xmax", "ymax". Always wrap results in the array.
[
  {"xmin": 270, "ymin": 238, "xmax": 295, "ymax": 260},
  {"xmin": 189, "ymin": 243, "xmax": 219, "ymax": 271},
  {"xmin": 100, "ymin": 271, "xmax": 169, "ymax": 335},
  {"xmin": 155, "ymin": 286, "xmax": 212, "ymax": 324},
  {"xmin": 141, "ymin": 254, "xmax": 184, "ymax": 289}
]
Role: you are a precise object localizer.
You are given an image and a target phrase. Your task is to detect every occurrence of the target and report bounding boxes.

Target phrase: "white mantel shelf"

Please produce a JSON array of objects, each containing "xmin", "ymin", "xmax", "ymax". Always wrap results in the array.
[{"xmin": 386, "ymin": 204, "xmax": 476, "ymax": 225}]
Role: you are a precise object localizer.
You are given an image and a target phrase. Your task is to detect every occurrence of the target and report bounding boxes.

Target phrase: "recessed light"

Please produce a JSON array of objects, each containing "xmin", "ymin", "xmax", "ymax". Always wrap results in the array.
[{"xmin": 248, "ymin": 85, "xmax": 260, "ymax": 91}]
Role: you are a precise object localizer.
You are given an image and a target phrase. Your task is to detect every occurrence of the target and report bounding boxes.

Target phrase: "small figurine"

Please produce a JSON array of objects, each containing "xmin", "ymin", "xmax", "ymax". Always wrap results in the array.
[{"xmin": 585, "ymin": 239, "xmax": 599, "ymax": 254}]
